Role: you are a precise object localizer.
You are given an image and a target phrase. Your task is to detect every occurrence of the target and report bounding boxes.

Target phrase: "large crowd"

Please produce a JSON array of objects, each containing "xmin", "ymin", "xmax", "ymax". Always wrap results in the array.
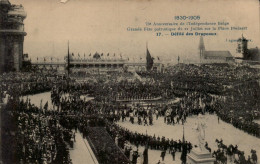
[
  {"xmin": 1, "ymin": 63, "xmax": 259, "ymax": 164},
  {"xmin": 2, "ymin": 97, "xmax": 73, "ymax": 164}
]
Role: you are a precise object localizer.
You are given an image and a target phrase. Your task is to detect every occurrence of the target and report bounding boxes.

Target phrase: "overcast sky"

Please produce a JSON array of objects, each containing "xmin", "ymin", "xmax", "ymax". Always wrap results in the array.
[{"xmin": 10, "ymin": 0, "xmax": 260, "ymax": 63}]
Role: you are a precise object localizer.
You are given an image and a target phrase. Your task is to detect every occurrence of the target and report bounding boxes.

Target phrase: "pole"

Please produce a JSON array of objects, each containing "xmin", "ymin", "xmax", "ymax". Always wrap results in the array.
[
  {"xmin": 67, "ymin": 41, "xmax": 70, "ymax": 77},
  {"xmin": 183, "ymin": 125, "xmax": 185, "ymax": 142},
  {"xmin": 0, "ymin": 103, "xmax": 3, "ymax": 164}
]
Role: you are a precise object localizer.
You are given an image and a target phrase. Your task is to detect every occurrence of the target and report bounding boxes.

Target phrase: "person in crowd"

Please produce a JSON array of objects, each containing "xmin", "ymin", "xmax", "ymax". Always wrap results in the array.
[
  {"xmin": 160, "ymin": 149, "xmax": 166, "ymax": 161},
  {"xmin": 171, "ymin": 149, "xmax": 175, "ymax": 161}
]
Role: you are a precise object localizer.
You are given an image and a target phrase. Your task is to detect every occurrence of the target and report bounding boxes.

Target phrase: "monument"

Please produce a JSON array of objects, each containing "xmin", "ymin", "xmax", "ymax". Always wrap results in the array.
[
  {"xmin": 187, "ymin": 114, "xmax": 216, "ymax": 164},
  {"xmin": 0, "ymin": 0, "xmax": 27, "ymax": 73}
]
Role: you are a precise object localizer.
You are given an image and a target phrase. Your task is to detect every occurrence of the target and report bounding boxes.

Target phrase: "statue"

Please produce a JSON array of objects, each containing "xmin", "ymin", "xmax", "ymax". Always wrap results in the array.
[
  {"xmin": 195, "ymin": 114, "xmax": 207, "ymax": 152},
  {"xmin": 188, "ymin": 114, "xmax": 215, "ymax": 164}
]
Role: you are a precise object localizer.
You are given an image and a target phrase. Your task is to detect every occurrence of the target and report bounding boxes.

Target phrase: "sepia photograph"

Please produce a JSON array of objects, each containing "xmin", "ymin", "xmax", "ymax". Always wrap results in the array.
[{"xmin": 0, "ymin": 0, "xmax": 260, "ymax": 163}]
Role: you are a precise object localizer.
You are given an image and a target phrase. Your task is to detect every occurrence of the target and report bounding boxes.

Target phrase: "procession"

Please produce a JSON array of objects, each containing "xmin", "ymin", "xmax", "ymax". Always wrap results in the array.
[
  {"xmin": 1, "ymin": 61, "xmax": 260, "ymax": 164},
  {"xmin": 1, "ymin": 0, "xmax": 260, "ymax": 163}
]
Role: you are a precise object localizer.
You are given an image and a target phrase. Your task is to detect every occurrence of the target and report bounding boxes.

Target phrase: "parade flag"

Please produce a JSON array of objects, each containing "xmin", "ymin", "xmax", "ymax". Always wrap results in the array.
[
  {"xmin": 89, "ymin": 53, "xmax": 91, "ymax": 56},
  {"xmin": 180, "ymin": 126, "xmax": 187, "ymax": 164},
  {"xmin": 146, "ymin": 44, "xmax": 154, "ymax": 71},
  {"xmin": 101, "ymin": 53, "xmax": 103, "ymax": 56},
  {"xmin": 107, "ymin": 53, "xmax": 109, "ymax": 56},
  {"xmin": 143, "ymin": 146, "xmax": 149, "ymax": 164},
  {"xmin": 40, "ymin": 99, "xmax": 43, "ymax": 110},
  {"xmin": 44, "ymin": 101, "xmax": 48, "ymax": 111},
  {"xmin": 157, "ymin": 56, "xmax": 160, "ymax": 60}
]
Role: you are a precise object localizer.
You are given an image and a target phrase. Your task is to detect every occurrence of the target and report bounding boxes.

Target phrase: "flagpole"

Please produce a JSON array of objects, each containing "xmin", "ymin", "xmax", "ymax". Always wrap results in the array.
[
  {"xmin": 67, "ymin": 40, "xmax": 70, "ymax": 77},
  {"xmin": 183, "ymin": 124, "xmax": 185, "ymax": 142}
]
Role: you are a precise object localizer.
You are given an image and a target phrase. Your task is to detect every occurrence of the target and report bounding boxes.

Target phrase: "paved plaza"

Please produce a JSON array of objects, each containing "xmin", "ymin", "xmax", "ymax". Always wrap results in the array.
[
  {"xmin": 22, "ymin": 92, "xmax": 260, "ymax": 164},
  {"xmin": 117, "ymin": 114, "xmax": 260, "ymax": 163}
]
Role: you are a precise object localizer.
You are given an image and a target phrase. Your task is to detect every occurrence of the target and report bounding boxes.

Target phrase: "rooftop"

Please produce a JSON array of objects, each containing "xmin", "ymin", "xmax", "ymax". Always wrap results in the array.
[
  {"xmin": 0, "ymin": 0, "xmax": 10, "ymax": 6},
  {"xmin": 8, "ymin": 5, "xmax": 27, "ymax": 18},
  {"xmin": 204, "ymin": 51, "xmax": 233, "ymax": 58}
]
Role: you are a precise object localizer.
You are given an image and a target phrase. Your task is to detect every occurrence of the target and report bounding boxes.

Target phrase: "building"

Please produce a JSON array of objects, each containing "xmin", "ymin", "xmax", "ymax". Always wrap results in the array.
[
  {"xmin": 0, "ymin": 0, "xmax": 26, "ymax": 73},
  {"xmin": 203, "ymin": 51, "xmax": 233, "ymax": 62},
  {"xmin": 30, "ymin": 57, "xmax": 65, "ymax": 74},
  {"xmin": 126, "ymin": 61, "xmax": 163, "ymax": 73},
  {"xmin": 199, "ymin": 36, "xmax": 234, "ymax": 63},
  {"xmin": 68, "ymin": 52, "xmax": 126, "ymax": 75},
  {"xmin": 237, "ymin": 35, "xmax": 260, "ymax": 62},
  {"xmin": 68, "ymin": 54, "xmax": 163, "ymax": 74}
]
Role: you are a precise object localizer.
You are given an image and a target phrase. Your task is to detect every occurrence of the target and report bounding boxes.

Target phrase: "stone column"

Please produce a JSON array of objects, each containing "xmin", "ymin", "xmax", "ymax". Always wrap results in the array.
[
  {"xmin": 0, "ymin": 103, "xmax": 4, "ymax": 164},
  {"xmin": 19, "ymin": 37, "xmax": 24, "ymax": 70},
  {"xmin": 0, "ymin": 37, "xmax": 5, "ymax": 73},
  {"xmin": 13, "ymin": 40, "xmax": 20, "ymax": 72}
]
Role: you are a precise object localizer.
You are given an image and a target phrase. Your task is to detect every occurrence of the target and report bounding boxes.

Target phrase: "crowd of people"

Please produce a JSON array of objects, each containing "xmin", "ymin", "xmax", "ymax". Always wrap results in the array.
[
  {"xmin": 1, "ymin": 63, "xmax": 259, "ymax": 164},
  {"xmin": 2, "ymin": 97, "xmax": 73, "ymax": 164},
  {"xmin": 213, "ymin": 139, "xmax": 258, "ymax": 164},
  {"xmin": 215, "ymin": 79, "xmax": 260, "ymax": 137},
  {"xmin": 0, "ymin": 72, "xmax": 64, "ymax": 98}
]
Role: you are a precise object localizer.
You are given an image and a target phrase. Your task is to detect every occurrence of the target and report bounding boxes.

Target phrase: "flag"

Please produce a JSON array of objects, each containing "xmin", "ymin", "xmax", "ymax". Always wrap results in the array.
[
  {"xmin": 72, "ymin": 53, "xmax": 74, "ymax": 56},
  {"xmin": 44, "ymin": 101, "xmax": 48, "ymax": 110},
  {"xmin": 180, "ymin": 126, "xmax": 187, "ymax": 164},
  {"xmin": 114, "ymin": 53, "xmax": 115, "ymax": 56},
  {"xmin": 107, "ymin": 53, "xmax": 109, "ymax": 56},
  {"xmin": 43, "ymin": 101, "xmax": 48, "ymax": 114},
  {"xmin": 146, "ymin": 47, "xmax": 154, "ymax": 71},
  {"xmin": 101, "ymin": 53, "xmax": 103, "ymax": 56},
  {"xmin": 143, "ymin": 146, "xmax": 149, "ymax": 164},
  {"xmin": 40, "ymin": 99, "xmax": 43, "ymax": 110},
  {"xmin": 157, "ymin": 56, "xmax": 160, "ymax": 60}
]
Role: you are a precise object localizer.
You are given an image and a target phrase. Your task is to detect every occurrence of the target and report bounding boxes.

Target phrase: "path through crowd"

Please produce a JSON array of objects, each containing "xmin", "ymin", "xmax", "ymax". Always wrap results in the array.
[
  {"xmin": 69, "ymin": 131, "xmax": 99, "ymax": 164},
  {"xmin": 22, "ymin": 92, "xmax": 53, "ymax": 108},
  {"xmin": 21, "ymin": 91, "xmax": 94, "ymax": 109}
]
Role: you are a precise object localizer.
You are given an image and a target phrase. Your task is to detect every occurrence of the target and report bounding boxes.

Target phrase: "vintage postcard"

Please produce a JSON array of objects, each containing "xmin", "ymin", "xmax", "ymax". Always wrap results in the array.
[{"xmin": 0, "ymin": 0, "xmax": 259, "ymax": 164}]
